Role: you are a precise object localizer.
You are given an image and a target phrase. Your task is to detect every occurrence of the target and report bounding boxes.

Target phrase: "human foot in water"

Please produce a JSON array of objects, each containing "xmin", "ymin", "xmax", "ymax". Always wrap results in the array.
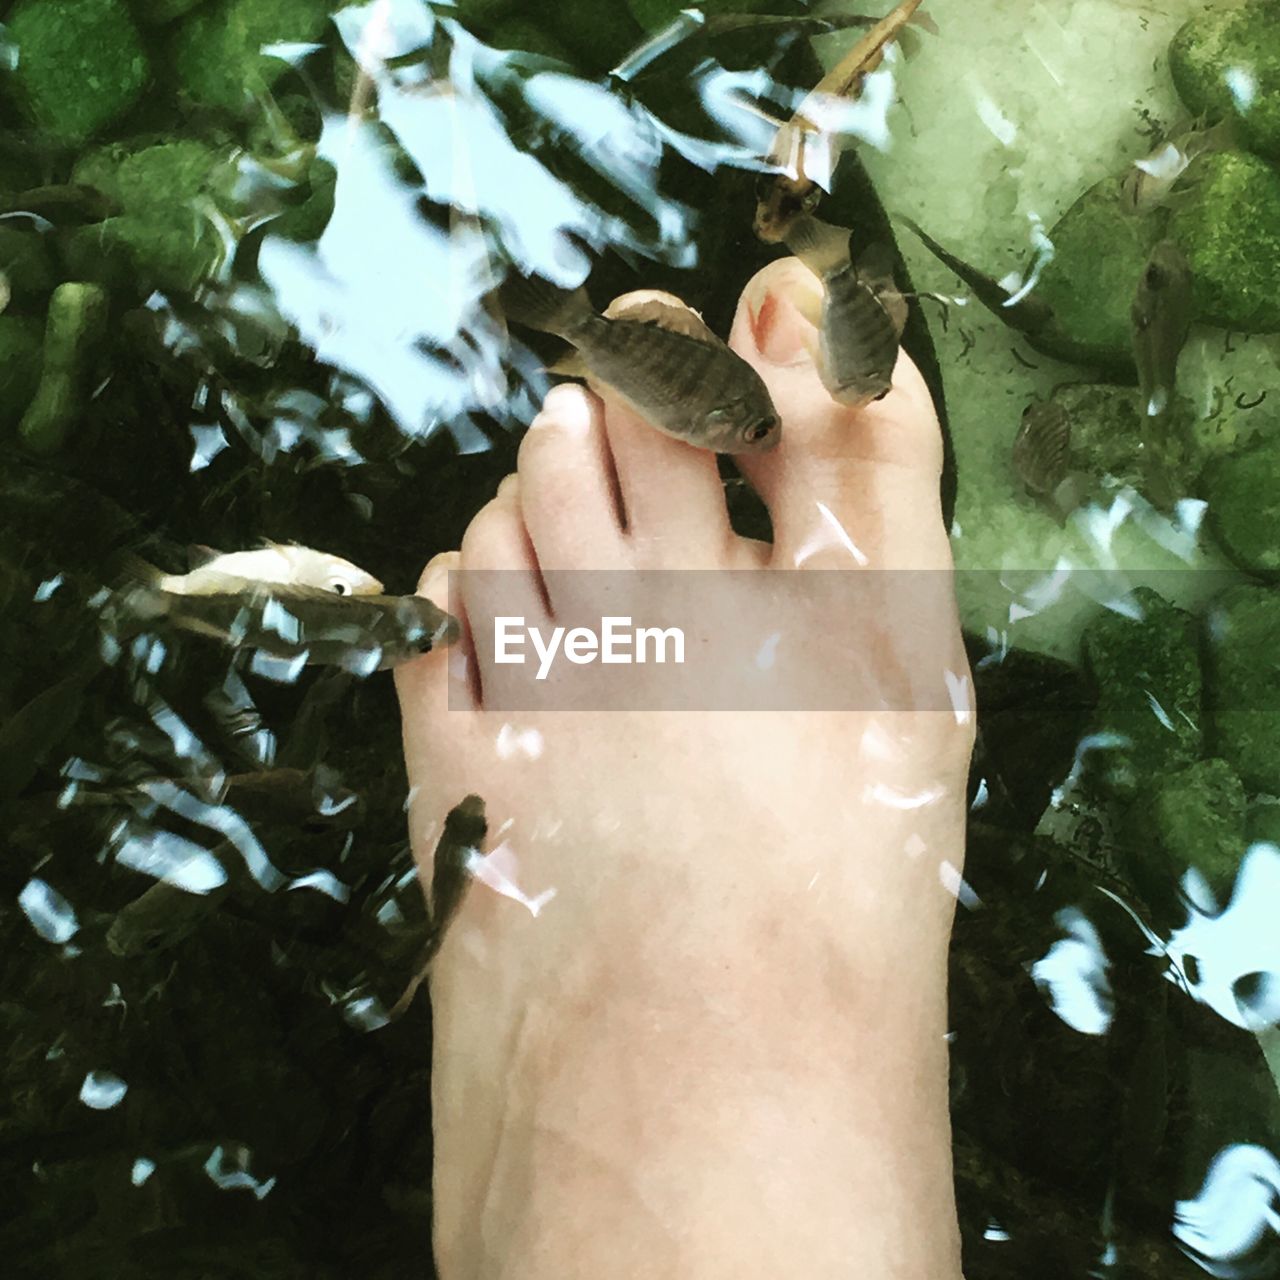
[{"xmin": 396, "ymin": 257, "xmax": 974, "ymax": 1280}]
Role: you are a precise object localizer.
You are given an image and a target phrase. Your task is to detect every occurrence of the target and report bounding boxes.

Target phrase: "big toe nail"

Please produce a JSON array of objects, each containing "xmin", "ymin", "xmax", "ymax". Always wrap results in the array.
[{"xmin": 736, "ymin": 260, "xmax": 824, "ymax": 367}]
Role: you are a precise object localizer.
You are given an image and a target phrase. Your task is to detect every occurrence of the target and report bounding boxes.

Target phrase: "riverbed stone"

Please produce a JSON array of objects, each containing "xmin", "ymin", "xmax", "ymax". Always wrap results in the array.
[
  {"xmin": 66, "ymin": 140, "xmax": 228, "ymax": 293},
  {"xmin": 1169, "ymin": 0, "xmax": 1280, "ymax": 163},
  {"xmin": 1032, "ymin": 178, "xmax": 1164, "ymax": 370},
  {"xmin": 1139, "ymin": 758, "xmax": 1247, "ymax": 902},
  {"xmin": 1205, "ymin": 585, "xmax": 1280, "ymax": 793},
  {"xmin": 170, "ymin": 0, "xmax": 331, "ymax": 113},
  {"xmin": 1169, "ymin": 151, "xmax": 1280, "ymax": 334},
  {"xmin": 0, "ymin": 227, "xmax": 56, "ymax": 309},
  {"xmin": 1204, "ymin": 434, "xmax": 1280, "ymax": 577},
  {"xmin": 5, "ymin": 0, "xmax": 150, "ymax": 143},
  {"xmin": 128, "ymin": 0, "xmax": 208, "ymax": 23},
  {"xmin": 1081, "ymin": 588, "xmax": 1202, "ymax": 801}
]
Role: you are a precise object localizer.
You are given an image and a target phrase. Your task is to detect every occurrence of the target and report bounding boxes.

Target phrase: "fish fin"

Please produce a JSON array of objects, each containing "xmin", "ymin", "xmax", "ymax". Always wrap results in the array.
[
  {"xmin": 604, "ymin": 294, "xmax": 724, "ymax": 345},
  {"xmin": 784, "ymin": 214, "xmax": 852, "ymax": 277},
  {"xmin": 187, "ymin": 544, "xmax": 221, "ymax": 568},
  {"xmin": 499, "ymin": 272, "xmax": 592, "ymax": 338},
  {"xmin": 547, "ymin": 349, "xmax": 589, "ymax": 378},
  {"xmin": 856, "ymin": 244, "xmax": 910, "ymax": 335},
  {"xmin": 114, "ymin": 553, "xmax": 164, "ymax": 589},
  {"xmin": 911, "ymin": 9, "xmax": 940, "ymax": 35}
]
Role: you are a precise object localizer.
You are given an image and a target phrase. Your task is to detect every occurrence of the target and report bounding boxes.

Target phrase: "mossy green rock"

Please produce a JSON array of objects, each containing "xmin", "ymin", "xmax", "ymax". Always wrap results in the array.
[
  {"xmin": 1139, "ymin": 758, "xmax": 1247, "ymax": 900},
  {"xmin": 0, "ymin": 316, "xmax": 43, "ymax": 432},
  {"xmin": 128, "ymin": 0, "xmax": 208, "ymax": 23},
  {"xmin": 1082, "ymin": 587, "xmax": 1202, "ymax": 800},
  {"xmin": 170, "ymin": 0, "xmax": 331, "ymax": 112},
  {"xmin": 1169, "ymin": 0, "xmax": 1280, "ymax": 162},
  {"xmin": 1204, "ymin": 434, "xmax": 1280, "ymax": 577},
  {"xmin": 6, "ymin": 0, "xmax": 150, "ymax": 143},
  {"xmin": 1033, "ymin": 179, "xmax": 1164, "ymax": 369},
  {"xmin": 1206, "ymin": 585, "xmax": 1280, "ymax": 791},
  {"xmin": 66, "ymin": 141, "xmax": 228, "ymax": 292},
  {"xmin": 1169, "ymin": 151, "xmax": 1280, "ymax": 333}
]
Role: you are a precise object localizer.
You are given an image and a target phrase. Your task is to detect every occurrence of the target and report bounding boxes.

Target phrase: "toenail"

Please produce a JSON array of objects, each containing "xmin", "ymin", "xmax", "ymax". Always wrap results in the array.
[
  {"xmin": 753, "ymin": 289, "xmax": 822, "ymax": 367},
  {"xmin": 532, "ymin": 385, "xmax": 592, "ymax": 436}
]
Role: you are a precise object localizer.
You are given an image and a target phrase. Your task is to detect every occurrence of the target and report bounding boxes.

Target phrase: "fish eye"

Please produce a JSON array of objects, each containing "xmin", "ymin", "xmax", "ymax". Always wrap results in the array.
[
  {"xmin": 745, "ymin": 417, "xmax": 778, "ymax": 443},
  {"xmin": 330, "ymin": 579, "xmax": 350, "ymax": 595},
  {"xmin": 802, "ymin": 188, "xmax": 822, "ymax": 212}
]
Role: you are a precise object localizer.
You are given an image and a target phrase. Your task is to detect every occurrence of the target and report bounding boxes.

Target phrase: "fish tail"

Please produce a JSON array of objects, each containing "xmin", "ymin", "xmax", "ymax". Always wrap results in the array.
[
  {"xmin": 898, "ymin": 215, "xmax": 1053, "ymax": 335},
  {"xmin": 113, "ymin": 552, "xmax": 164, "ymax": 590},
  {"xmin": 499, "ymin": 272, "xmax": 592, "ymax": 338}
]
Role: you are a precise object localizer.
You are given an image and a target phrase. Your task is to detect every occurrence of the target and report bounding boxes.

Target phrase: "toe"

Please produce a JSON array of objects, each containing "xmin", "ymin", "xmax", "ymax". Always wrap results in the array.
[
  {"xmin": 459, "ymin": 482, "xmax": 553, "ymax": 704},
  {"xmin": 728, "ymin": 258, "xmax": 950, "ymax": 571},
  {"xmin": 396, "ymin": 549, "xmax": 475, "ymax": 733},
  {"xmin": 516, "ymin": 384, "xmax": 626, "ymax": 572},
  {"xmin": 595, "ymin": 290, "xmax": 734, "ymax": 566}
]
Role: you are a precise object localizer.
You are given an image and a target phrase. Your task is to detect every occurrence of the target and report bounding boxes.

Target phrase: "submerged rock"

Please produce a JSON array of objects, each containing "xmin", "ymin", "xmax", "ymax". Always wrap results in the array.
[
  {"xmin": 169, "ymin": 0, "xmax": 332, "ymax": 113},
  {"xmin": 1169, "ymin": 0, "xmax": 1280, "ymax": 163},
  {"xmin": 1204, "ymin": 434, "xmax": 1280, "ymax": 577},
  {"xmin": 129, "ymin": 0, "xmax": 208, "ymax": 23},
  {"xmin": 17, "ymin": 283, "xmax": 108, "ymax": 456},
  {"xmin": 65, "ymin": 140, "xmax": 229, "ymax": 294},
  {"xmin": 5, "ymin": 0, "xmax": 150, "ymax": 143},
  {"xmin": 1128, "ymin": 757, "xmax": 1247, "ymax": 905},
  {"xmin": 1169, "ymin": 151, "xmax": 1280, "ymax": 333},
  {"xmin": 0, "ymin": 316, "xmax": 43, "ymax": 433},
  {"xmin": 1081, "ymin": 588, "xmax": 1202, "ymax": 801},
  {"xmin": 1032, "ymin": 178, "xmax": 1165, "ymax": 370},
  {"xmin": 1205, "ymin": 585, "xmax": 1280, "ymax": 792}
]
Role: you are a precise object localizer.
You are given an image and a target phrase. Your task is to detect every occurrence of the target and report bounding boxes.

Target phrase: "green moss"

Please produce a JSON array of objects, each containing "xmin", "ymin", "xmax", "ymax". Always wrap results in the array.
[
  {"xmin": 1205, "ymin": 585, "xmax": 1280, "ymax": 792},
  {"xmin": 6, "ymin": 0, "xmax": 150, "ymax": 143},
  {"xmin": 626, "ymin": 0, "xmax": 780, "ymax": 30},
  {"xmin": 543, "ymin": 0, "xmax": 644, "ymax": 71},
  {"xmin": 271, "ymin": 157, "xmax": 336, "ymax": 242},
  {"xmin": 1169, "ymin": 0, "xmax": 1280, "ymax": 162},
  {"xmin": 487, "ymin": 19, "xmax": 577, "ymax": 62},
  {"xmin": 1169, "ymin": 151, "xmax": 1280, "ymax": 333},
  {"xmin": 66, "ymin": 141, "xmax": 229, "ymax": 293},
  {"xmin": 1204, "ymin": 434, "xmax": 1280, "ymax": 577},
  {"xmin": 1033, "ymin": 179, "xmax": 1165, "ymax": 368},
  {"xmin": 128, "ymin": 0, "xmax": 208, "ymax": 23},
  {"xmin": 18, "ymin": 283, "xmax": 108, "ymax": 455},
  {"xmin": 1136, "ymin": 758, "xmax": 1247, "ymax": 900},
  {"xmin": 170, "ymin": 0, "xmax": 332, "ymax": 113},
  {"xmin": 1082, "ymin": 588, "xmax": 1203, "ymax": 801},
  {"xmin": 0, "ymin": 315, "xmax": 43, "ymax": 432}
]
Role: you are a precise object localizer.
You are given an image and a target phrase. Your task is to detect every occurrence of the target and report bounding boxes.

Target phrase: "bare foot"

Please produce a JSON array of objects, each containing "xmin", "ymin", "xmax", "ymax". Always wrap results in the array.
[{"xmin": 396, "ymin": 258, "xmax": 974, "ymax": 1279}]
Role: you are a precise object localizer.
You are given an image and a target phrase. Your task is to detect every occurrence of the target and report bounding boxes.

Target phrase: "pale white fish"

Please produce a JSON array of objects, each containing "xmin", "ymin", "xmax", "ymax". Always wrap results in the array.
[{"xmin": 158, "ymin": 543, "xmax": 384, "ymax": 596}]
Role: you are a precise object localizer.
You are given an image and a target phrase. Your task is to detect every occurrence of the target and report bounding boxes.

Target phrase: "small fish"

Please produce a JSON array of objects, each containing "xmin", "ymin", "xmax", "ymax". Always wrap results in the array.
[
  {"xmin": 223, "ymin": 766, "xmax": 363, "ymax": 831},
  {"xmin": 1012, "ymin": 402, "xmax": 1084, "ymax": 523},
  {"xmin": 754, "ymin": 0, "xmax": 930, "ymax": 242},
  {"xmin": 1120, "ymin": 120, "xmax": 1232, "ymax": 216},
  {"xmin": 106, "ymin": 873, "xmax": 230, "ymax": 958},
  {"xmin": 157, "ymin": 542, "xmax": 384, "ymax": 597},
  {"xmin": 1012, "ymin": 401, "xmax": 1071, "ymax": 497},
  {"xmin": 785, "ymin": 215, "xmax": 908, "ymax": 406},
  {"xmin": 899, "ymin": 217, "xmax": 1055, "ymax": 335},
  {"xmin": 107, "ymin": 570, "xmax": 457, "ymax": 674},
  {"xmin": 1131, "ymin": 240, "xmax": 1193, "ymax": 424},
  {"xmin": 388, "ymin": 795, "xmax": 486, "ymax": 1019},
  {"xmin": 500, "ymin": 274, "xmax": 780, "ymax": 452}
]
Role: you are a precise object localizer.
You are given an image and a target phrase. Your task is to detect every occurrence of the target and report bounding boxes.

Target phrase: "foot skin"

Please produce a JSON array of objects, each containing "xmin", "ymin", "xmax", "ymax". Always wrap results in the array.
[{"xmin": 397, "ymin": 258, "xmax": 974, "ymax": 1280}]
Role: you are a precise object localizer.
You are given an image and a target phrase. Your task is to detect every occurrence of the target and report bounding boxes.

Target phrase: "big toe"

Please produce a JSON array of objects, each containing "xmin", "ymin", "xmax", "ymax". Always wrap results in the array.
[{"xmin": 728, "ymin": 258, "xmax": 949, "ymax": 571}]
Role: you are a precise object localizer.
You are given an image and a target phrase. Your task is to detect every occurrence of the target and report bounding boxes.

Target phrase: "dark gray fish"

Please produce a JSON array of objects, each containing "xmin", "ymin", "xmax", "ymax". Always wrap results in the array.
[
  {"xmin": 224, "ymin": 766, "xmax": 363, "ymax": 831},
  {"xmin": 1012, "ymin": 402, "xmax": 1071, "ymax": 498},
  {"xmin": 106, "ymin": 873, "xmax": 230, "ymax": 958},
  {"xmin": 499, "ymin": 274, "xmax": 780, "ymax": 453},
  {"xmin": 786, "ymin": 215, "xmax": 908, "ymax": 406},
  {"xmin": 0, "ymin": 658, "xmax": 98, "ymax": 803},
  {"xmin": 1120, "ymin": 120, "xmax": 1233, "ymax": 216},
  {"xmin": 1131, "ymin": 240, "xmax": 1193, "ymax": 424},
  {"xmin": 106, "ymin": 579, "xmax": 457, "ymax": 675},
  {"xmin": 388, "ymin": 795, "xmax": 486, "ymax": 1019},
  {"xmin": 899, "ymin": 216, "xmax": 1055, "ymax": 336}
]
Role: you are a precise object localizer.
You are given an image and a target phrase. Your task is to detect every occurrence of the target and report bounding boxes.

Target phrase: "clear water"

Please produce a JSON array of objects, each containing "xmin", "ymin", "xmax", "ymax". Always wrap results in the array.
[{"xmin": 2, "ymin": 0, "xmax": 1279, "ymax": 1275}]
